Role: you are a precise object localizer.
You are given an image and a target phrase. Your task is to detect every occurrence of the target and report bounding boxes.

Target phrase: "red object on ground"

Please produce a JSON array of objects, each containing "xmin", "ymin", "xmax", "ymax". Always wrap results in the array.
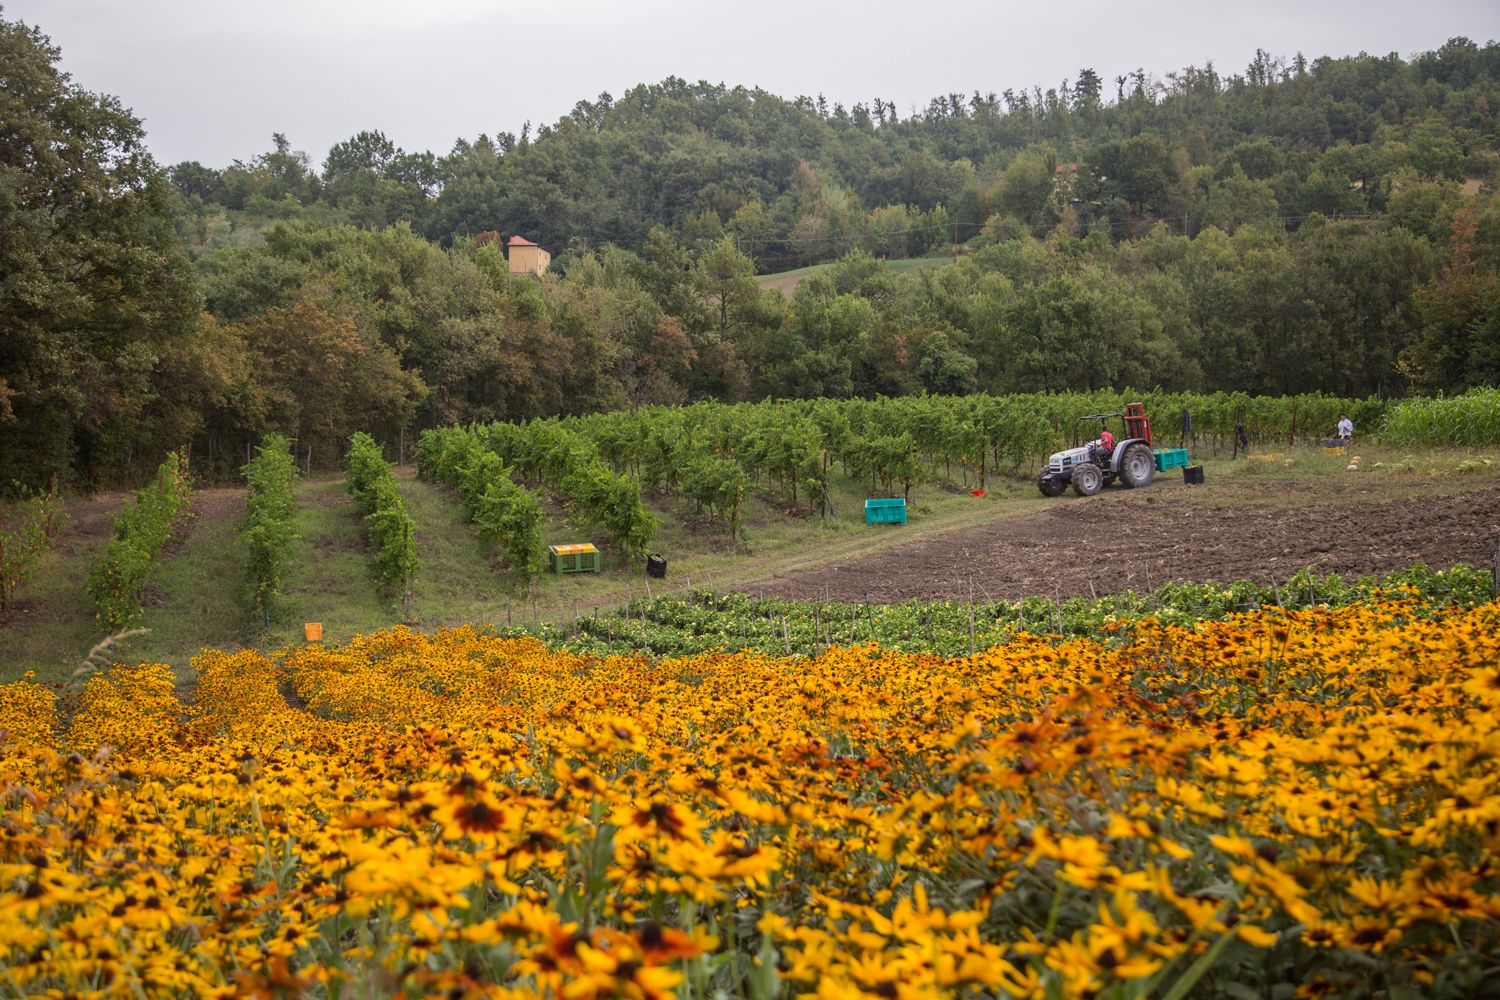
[{"xmin": 971, "ymin": 489, "xmax": 985, "ymax": 496}]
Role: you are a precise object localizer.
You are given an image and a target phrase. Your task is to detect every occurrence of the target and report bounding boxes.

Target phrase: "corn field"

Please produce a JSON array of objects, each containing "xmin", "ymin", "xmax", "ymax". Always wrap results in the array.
[{"xmin": 1382, "ymin": 388, "xmax": 1500, "ymax": 448}]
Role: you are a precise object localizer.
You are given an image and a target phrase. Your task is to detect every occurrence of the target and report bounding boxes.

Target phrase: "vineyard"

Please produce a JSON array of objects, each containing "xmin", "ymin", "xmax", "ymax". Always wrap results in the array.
[
  {"xmin": 346, "ymin": 433, "xmax": 420, "ymax": 603},
  {"xmin": 240, "ymin": 436, "xmax": 300, "ymax": 622},
  {"xmin": 558, "ymin": 391, "xmax": 1392, "ymax": 498},
  {"xmin": 83, "ymin": 454, "xmax": 192, "ymax": 630},
  {"xmin": 1, "ymin": 591, "xmax": 1497, "ymax": 1000},
  {"xmin": 387, "ymin": 389, "xmax": 1500, "ymax": 580}
]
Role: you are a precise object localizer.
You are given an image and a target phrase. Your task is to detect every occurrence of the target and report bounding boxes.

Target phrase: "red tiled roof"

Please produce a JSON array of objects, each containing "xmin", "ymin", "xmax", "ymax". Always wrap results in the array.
[{"xmin": 508, "ymin": 235, "xmax": 538, "ymax": 247}]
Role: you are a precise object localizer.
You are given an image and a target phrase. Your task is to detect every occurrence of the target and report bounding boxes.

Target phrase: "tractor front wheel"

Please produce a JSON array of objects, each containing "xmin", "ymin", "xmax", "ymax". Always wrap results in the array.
[
  {"xmin": 1072, "ymin": 463, "xmax": 1104, "ymax": 497},
  {"xmin": 1038, "ymin": 474, "xmax": 1067, "ymax": 497},
  {"xmin": 1120, "ymin": 443, "xmax": 1156, "ymax": 488}
]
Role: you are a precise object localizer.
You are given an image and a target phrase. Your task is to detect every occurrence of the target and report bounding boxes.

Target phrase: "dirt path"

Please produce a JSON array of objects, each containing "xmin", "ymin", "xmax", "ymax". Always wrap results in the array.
[{"xmin": 748, "ymin": 485, "xmax": 1500, "ymax": 602}]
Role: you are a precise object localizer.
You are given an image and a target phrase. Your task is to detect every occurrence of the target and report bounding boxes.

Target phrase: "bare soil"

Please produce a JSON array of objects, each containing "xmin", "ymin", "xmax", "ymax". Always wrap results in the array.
[{"xmin": 750, "ymin": 482, "xmax": 1500, "ymax": 602}]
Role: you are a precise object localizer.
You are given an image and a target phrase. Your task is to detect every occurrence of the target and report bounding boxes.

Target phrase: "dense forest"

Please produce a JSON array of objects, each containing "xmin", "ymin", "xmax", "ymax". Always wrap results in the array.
[{"xmin": 2, "ymin": 10, "xmax": 1499, "ymax": 491}]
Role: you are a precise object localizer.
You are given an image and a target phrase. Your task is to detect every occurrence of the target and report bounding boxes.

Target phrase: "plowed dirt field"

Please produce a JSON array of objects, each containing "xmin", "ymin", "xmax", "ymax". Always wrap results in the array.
[{"xmin": 750, "ymin": 482, "xmax": 1500, "ymax": 602}]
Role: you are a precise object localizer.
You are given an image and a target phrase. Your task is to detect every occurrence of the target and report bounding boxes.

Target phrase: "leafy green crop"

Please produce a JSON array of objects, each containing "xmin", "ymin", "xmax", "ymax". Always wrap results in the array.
[
  {"xmin": 1384, "ymin": 388, "xmax": 1500, "ymax": 448},
  {"xmin": 489, "ymin": 562, "xmax": 1494, "ymax": 658}
]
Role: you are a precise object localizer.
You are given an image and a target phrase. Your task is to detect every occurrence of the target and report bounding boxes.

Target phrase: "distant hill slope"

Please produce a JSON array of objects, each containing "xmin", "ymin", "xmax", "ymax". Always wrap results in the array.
[{"xmin": 169, "ymin": 40, "xmax": 1500, "ymax": 269}]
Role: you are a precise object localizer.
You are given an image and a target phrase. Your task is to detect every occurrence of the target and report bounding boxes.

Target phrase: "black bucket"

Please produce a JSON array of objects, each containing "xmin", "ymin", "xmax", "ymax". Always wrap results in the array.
[
  {"xmin": 646, "ymin": 553, "xmax": 667, "ymax": 579},
  {"xmin": 1183, "ymin": 465, "xmax": 1205, "ymax": 485}
]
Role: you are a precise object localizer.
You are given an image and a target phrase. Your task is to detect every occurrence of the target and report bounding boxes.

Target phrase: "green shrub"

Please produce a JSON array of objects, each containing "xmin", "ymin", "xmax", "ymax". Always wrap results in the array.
[
  {"xmin": 240, "ymin": 435, "xmax": 299, "ymax": 622},
  {"xmin": 345, "ymin": 433, "xmax": 418, "ymax": 598},
  {"xmin": 86, "ymin": 454, "xmax": 191, "ymax": 630}
]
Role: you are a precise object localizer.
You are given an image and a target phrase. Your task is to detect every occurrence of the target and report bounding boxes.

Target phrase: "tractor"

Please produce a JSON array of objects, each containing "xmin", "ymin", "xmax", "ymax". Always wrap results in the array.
[{"xmin": 1037, "ymin": 403, "xmax": 1157, "ymax": 497}]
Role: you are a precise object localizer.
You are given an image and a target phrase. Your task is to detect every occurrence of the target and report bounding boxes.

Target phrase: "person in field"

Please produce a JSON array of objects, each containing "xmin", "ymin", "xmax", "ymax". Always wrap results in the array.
[
  {"xmin": 1337, "ymin": 412, "xmax": 1353, "ymax": 443},
  {"xmin": 1095, "ymin": 428, "xmax": 1115, "ymax": 463}
]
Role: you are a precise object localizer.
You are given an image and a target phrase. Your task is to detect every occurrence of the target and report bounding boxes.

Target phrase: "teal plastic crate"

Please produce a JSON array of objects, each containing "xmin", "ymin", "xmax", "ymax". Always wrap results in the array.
[
  {"xmin": 1152, "ymin": 448, "xmax": 1189, "ymax": 472},
  {"xmin": 864, "ymin": 498, "xmax": 907, "ymax": 525}
]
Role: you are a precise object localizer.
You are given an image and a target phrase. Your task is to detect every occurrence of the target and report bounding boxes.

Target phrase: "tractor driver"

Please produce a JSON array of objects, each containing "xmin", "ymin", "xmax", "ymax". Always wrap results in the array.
[{"xmin": 1095, "ymin": 428, "xmax": 1115, "ymax": 463}]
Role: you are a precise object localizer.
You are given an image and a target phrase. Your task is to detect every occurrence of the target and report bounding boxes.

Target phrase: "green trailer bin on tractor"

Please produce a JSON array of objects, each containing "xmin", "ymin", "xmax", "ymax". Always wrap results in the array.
[
  {"xmin": 865, "ymin": 498, "xmax": 907, "ymax": 525},
  {"xmin": 1153, "ymin": 448, "xmax": 1189, "ymax": 472},
  {"xmin": 549, "ymin": 543, "xmax": 602, "ymax": 574}
]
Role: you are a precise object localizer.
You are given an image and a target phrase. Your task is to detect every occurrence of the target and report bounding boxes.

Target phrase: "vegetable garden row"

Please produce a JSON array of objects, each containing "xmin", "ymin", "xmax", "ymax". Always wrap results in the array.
[{"xmin": 455, "ymin": 561, "xmax": 1495, "ymax": 658}]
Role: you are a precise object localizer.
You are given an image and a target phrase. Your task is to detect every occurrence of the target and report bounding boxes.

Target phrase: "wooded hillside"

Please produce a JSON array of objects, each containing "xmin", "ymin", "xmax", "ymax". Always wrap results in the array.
[{"xmin": 3, "ymin": 11, "xmax": 1499, "ymax": 492}]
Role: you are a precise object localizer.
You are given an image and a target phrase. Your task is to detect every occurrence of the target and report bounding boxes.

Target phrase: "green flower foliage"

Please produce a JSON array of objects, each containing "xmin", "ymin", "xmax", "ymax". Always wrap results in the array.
[
  {"xmin": 415, "ymin": 428, "xmax": 544, "ymax": 580},
  {"xmin": 85, "ymin": 455, "xmax": 192, "ymax": 630},
  {"xmin": 345, "ymin": 433, "xmax": 418, "ymax": 597},
  {"xmin": 497, "ymin": 562, "xmax": 1495, "ymax": 658},
  {"xmin": 239, "ymin": 435, "xmax": 299, "ymax": 621}
]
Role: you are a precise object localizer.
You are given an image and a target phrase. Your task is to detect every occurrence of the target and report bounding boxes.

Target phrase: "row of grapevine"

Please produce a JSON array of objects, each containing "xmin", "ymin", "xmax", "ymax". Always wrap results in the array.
[
  {"xmin": 345, "ymin": 433, "xmax": 419, "ymax": 599},
  {"xmin": 417, "ymin": 427, "xmax": 546, "ymax": 577},
  {"xmin": 555, "ymin": 390, "xmax": 1387, "ymax": 500},
  {"xmin": 0, "ymin": 477, "xmax": 66, "ymax": 611},
  {"xmin": 85, "ymin": 454, "xmax": 192, "ymax": 630},
  {"xmin": 478, "ymin": 422, "xmax": 657, "ymax": 556},
  {"xmin": 239, "ymin": 436, "xmax": 299, "ymax": 622},
  {"xmin": 1383, "ymin": 388, "xmax": 1500, "ymax": 447}
]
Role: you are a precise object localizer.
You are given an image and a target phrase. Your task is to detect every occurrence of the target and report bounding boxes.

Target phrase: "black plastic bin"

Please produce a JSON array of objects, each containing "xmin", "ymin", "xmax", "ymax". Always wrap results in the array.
[
  {"xmin": 1183, "ymin": 465, "xmax": 1205, "ymax": 485},
  {"xmin": 646, "ymin": 553, "xmax": 667, "ymax": 579}
]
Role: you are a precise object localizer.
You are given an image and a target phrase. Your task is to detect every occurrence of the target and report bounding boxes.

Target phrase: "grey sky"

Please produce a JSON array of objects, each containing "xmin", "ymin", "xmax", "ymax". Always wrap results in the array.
[{"xmin": 8, "ymin": 0, "xmax": 1500, "ymax": 169}]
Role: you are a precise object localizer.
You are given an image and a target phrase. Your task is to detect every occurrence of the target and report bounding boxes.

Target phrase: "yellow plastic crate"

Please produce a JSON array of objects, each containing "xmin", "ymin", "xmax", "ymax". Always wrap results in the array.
[{"xmin": 548, "ymin": 543, "xmax": 601, "ymax": 573}]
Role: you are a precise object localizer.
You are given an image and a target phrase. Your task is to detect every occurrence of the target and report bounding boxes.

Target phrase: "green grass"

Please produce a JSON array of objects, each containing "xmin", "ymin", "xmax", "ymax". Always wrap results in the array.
[{"xmin": 756, "ymin": 255, "xmax": 953, "ymax": 294}]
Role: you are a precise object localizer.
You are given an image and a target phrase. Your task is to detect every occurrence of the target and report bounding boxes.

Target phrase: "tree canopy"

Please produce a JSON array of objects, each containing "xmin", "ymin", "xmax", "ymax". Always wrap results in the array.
[
  {"xmin": 0, "ymin": 15, "xmax": 199, "ymax": 487},
  {"xmin": 169, "ymin": 40, "xmax": 1500, "ymax": 273}
]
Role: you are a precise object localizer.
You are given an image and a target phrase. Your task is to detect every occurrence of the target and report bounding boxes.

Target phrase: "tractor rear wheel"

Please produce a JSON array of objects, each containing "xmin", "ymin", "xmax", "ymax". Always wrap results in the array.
[
  {"xmin": 1072, "ymin": 463, "xmax": 1103, "ymax": 496},
  {"xmin": 1120, "ymin": 443, "xmax": 1156, "ymax": 488}
]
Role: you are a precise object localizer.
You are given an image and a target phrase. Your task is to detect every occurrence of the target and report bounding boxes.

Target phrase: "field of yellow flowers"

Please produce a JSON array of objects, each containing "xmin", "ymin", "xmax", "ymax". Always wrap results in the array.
[{"xmin": 1, "ymin": 601, "xmax": 1498, "ymax": 1000}]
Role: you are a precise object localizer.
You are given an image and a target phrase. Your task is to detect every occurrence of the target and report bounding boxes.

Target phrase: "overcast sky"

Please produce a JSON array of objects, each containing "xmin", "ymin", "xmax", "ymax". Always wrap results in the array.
[{"xmin": 8, "ymin": 0, "xmax": 1500, "ymax": 169}]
